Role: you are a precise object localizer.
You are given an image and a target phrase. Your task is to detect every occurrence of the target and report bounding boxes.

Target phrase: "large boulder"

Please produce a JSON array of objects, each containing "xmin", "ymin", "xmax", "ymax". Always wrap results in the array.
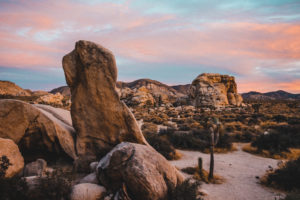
[
  {"xmin": 96, "ymin": 142, "xmax": 184, "ymax": 200},
  {"xmin": 62, "ymin": 40, "xmax": 148, "ymax": 158},
  {"xmin": 0, "ymin": 138, "xmax": 24, "ymax": 178},
  {"xmin": 189, "ymin": 73, "xmax": 243, "ymax": 108},
  {"xmin": 0, "ymin": 99, "xmax": 76, "ymax": 160}
]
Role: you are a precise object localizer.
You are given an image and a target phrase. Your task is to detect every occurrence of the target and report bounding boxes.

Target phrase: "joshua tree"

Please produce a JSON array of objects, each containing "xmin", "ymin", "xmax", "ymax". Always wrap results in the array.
[{"xmin": 208, "ymin": 117, "xmax": 221, "ymax": 180}]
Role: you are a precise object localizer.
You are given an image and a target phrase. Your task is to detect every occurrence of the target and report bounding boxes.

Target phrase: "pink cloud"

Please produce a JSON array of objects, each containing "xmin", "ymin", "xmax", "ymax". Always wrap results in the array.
[{"xmin": 0, "ymin": 0, "xmax": 299, "ymax": 92}]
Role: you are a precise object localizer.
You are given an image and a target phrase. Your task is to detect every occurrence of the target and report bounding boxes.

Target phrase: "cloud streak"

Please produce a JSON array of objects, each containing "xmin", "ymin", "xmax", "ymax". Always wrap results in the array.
[{"xmin": 0, "ymin": 0, "xmax": 299, "ymax": 93}]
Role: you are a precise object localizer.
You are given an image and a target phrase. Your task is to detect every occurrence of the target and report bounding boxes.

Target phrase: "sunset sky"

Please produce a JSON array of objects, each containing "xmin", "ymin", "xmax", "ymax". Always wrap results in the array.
[{"xmin": 0, "ymin": 0, "xmax": 300, "ymax": 93}]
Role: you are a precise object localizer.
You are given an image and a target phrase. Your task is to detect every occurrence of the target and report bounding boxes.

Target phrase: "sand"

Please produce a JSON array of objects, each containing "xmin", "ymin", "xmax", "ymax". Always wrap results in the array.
[{"xmin": 170, "ymin": 144, "xmax": 285, "ymax": 200}]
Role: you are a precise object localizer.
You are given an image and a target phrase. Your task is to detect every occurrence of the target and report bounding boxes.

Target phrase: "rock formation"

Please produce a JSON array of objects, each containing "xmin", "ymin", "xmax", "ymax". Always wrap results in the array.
[
  {"xmin": 96, "ymin": 142, "xmax": 184, "ymax": 200},
  {"xmin": 0, "ymin": 80, "xmax": 31, "ymax": 96},
  {"xmin": 116, "ymin": 79, "xmax": 183, "ymax": 106},
  {"xmin": 50, "ymin": 86, "xmax": 71, "ymax": 97},
  {"xmin": 34, "ymin": 93, "xmax": 64, "ymax": 106},
  {"xmin": 0, "ymin": 99, "xmax": 76, "ymax": 160},
  {"xmin": 62, "ymin": 40, "xmax": 148, "ymax": 158},
  {"xmin": 189, "ymin": 73, "xmax": 243, "ymax": 108},
  {"xmin": 0, "ymin": 138, "xmax": 24, "ymax": 178}
]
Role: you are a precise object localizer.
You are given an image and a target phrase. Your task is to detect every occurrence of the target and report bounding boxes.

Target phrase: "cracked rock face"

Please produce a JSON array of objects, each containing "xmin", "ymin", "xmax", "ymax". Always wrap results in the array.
[
  {"xmin": 0, "ymin": 99, "xmax": 76, "ymax": 160},
  {"xmin": 189, "ymin": 73, "xmax": 243, "ymax": 108},
  {"xmin": 62, "ymin": 40, "xmax": 148, "ymax": 158},
  {"xmin": 96, "ymin": 142, "xmax": 184, "ymax": 200}
]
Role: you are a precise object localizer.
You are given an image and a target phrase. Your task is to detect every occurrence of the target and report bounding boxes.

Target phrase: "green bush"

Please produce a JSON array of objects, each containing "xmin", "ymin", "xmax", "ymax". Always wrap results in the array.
[
  {"xmin": 266, "ymin": 157, "xmax": 300, "ymax": 191},
  {"xmin": 144, "ymin": 133, "xmax": 178, "ymax": 160},
  {"xmin": 252, "ymin": 125, "xmax": 300, "ymax": 154}
]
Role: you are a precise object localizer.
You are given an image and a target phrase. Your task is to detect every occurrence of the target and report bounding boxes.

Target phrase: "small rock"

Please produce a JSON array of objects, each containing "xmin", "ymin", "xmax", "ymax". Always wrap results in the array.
[
  {"xmin": 23, "ymin": 159, "xmax": 47, "ymax": 177},
  {"xmin": 70, "ymin": 183, "xmax": 106, "ymax": 200}
]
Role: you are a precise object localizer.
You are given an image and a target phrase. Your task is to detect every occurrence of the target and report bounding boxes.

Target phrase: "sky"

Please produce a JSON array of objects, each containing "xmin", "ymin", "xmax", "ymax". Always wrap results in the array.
[{"xmin": 0, "ymin": 0, "xmax": 300, "ymax": 93}]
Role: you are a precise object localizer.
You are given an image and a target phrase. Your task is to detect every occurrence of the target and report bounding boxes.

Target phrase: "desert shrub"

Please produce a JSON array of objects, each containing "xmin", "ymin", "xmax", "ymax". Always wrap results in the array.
[
  {"xmin": 167, "ymin": 132, "xmax": 207, "ymax": 151},
  {"xmin": 0, "ymin": 155, "xmax": 11, "ymax": 178},
  {"xmin": 287, "ymin": 117, "xmax": 300, "ymax": 125},
  {"xmin": 28, "ymin": 170, "xmax": 72, "ymax": 200},
  {"xmin": 0, "ymin": 177, "xmax": 29, "ymax": 200},
  {"xmin": 171, "ymin": 178, "xmax": 203, "ymax": 200},
  {"xmin": 273, "ymin": 115, "xmax": 287, "ymax": 123},
  {"xmin": 145, "ymin": 134, "xmax": 179, "ymax": 160},
  {"xmin": 251, "ymin": 125, "xmax": 300, "ymax": 154},
  {"xmin": 0, "ymin": 156, "xmax": 29, "ymax": 200},
  {"xmin": 159, "ymin": 128, "xmax": 233, "ymax": 151},
  {"xmin": 265, "ymin": 157, "xmax": 300, "ymax": 191},
  {"xmin": 141, "ymin": 122, "xmax": 158, "ymax": 135},
  {"xmin": 282, "ymin": 191, "xmax": 300, "ymax": 200}
]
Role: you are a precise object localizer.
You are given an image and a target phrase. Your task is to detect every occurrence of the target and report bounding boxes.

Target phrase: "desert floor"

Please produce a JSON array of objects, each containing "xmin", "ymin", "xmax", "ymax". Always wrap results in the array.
[{"xmin": 170, "ymin": 144, "xmax": 285, "ymax": 200}]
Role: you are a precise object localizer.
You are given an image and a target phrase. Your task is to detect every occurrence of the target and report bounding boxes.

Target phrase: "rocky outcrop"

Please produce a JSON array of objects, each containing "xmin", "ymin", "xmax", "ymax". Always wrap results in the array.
[
  {"xmin": 117, "ymin": 79, "xmax": 184, "ymax": 106},
  {"xmin": 189, "ymin": 73, "xmax": 243, "ymax": 108},
  {"xmin": 0, "ymin": 80, "xmax": 31, "ymax": 96},
  {"xmin": 171, "ymin": 84, "xmax": 191, "ymax": 95},
  {"xmin": 34, "ymin": 93, "xmax": 64, "ymax": 106},
  {"xmin": 0, "ymin": 99, "xmax": 76, "ymax": 160},
  {"xmin": 96, "ymin": 142, "xmax": 184, "ymax": 200},
  {"xmin": 0, "ymin": 138, "xmax": 24, "ymax": 178},
  {"xmin": 62, "ymin": 40, "xmax": 148, "ymax": 158},
  {"xmin": 50, "ymin": 86, "xmax": 71, "ymax": 97}
]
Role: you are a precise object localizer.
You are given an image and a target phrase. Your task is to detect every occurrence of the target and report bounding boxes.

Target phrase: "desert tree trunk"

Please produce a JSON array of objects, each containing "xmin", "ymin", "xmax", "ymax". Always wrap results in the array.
[
  {"xmin": 209, "ymin": 122, "xmax": 220, "ymax": 180},
  {"xmin": 209, "ymin": 126, "xmax": 215, "ymax": 179}
]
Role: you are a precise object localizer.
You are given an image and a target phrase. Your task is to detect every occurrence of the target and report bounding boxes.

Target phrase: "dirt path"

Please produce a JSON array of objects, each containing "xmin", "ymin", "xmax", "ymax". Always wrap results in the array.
[{"xmin": 170, "ymin": 144, "xmax": 285, "ymax": 200}]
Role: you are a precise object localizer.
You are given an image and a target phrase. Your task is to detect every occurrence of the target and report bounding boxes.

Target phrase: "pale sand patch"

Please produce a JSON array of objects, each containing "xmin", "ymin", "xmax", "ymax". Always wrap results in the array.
[{"xmin": 170, "ymin": 144, "xmax": 285, "ymax": 200}]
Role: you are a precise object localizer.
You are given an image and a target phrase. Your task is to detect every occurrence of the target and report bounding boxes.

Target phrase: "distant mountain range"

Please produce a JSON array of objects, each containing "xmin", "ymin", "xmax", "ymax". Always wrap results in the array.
[
  {"xmin": 241, "ymin": 90, "xmax": 300, "ymax": 100},
  {"xmin": 1, "ymin": 79, "xmax": 300, "ymax": 101}
]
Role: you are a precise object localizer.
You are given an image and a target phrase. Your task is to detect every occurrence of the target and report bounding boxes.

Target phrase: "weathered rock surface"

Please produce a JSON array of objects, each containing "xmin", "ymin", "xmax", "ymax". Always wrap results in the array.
[
  {"xmin": 79, "ymin": 172, "xmax": 98, "ymax": 184},
  {"xmin": 62, "ymin": 40, "xmax": 148, "ymax": 157},
  {"xmin": 0, "ymin": 80, "xmax": 31, "ymax": 96},
  {"xmin": 0, "ymin": 138, "xmax": 24, "ymax": 178},
  {"xmin": 34, "ymin": 93, "xmax": 64, "ymax": 106},
  {"xmin": 0, "ymin": 99, "xmax": 76, "ymax": 160},
  {"xmin": 23, "ymin": 159, "xmax": 47, "ymax": 177},
  {"xmin": 189, "ymin": 73, "xmax": 243, "ymax": 108},
  {"xmin": 70, "ymin": 183, "xmax": 106, "ymax": 200},
  {"xmin": 96, "ymin": 142, "xmax": 184, "ymax": 200},
  {"xmin": 117, "ymin": 79, "xmax": 184, "ymax": 106}
]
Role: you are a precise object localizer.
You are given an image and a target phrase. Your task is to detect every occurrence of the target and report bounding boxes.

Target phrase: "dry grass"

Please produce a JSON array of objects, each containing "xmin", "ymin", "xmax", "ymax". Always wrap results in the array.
[
  {"xmin": 173, "ymin": 150, "xmax": 182, "ymax": 160},
  {"xmin": 242, "ymin": 143, "xmax": 300, "ymax": 160},
  {"xmin": 203, "ymin": 143, "xmax": 238, "ymax": 154},
  {"xmin": 181, "ymin": 166, "xmax": 225, "ymax": 184}
]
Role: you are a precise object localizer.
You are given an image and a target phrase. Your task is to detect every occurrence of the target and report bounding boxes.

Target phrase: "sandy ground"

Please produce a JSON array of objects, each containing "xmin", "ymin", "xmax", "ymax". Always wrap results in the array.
[{"xmin": 170, "ymin": 144, "xmax": 285, "ymax": 200}]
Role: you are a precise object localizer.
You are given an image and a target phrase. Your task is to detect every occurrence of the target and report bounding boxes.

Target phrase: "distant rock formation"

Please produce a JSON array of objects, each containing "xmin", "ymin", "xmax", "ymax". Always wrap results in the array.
[
  {"xmin": 242, "ymin": 90, "xmax": 300, "ymax": 101},
  {"xmin": 97, "ymin": 142, "xmax": 184, "ymax": 200},
  {"xmin": 0, "ymin": 80, "xmax": 31, "ymax": 96},
  {"xmin": 50, "ymin": 86, "xmax": 71, "ymax": 96},
  {"xmin": 171, "ymin": 84, "xmax": 191, "ymax": 95},
  {"xmin": 34, "ymin": 93, "xmax": 65, "ymax": 106},
  {"xmin": 116, "ymin": 79, "xmax": 183, "ymax": 106},
  {"xmin": 0, "ymin": 99, "xmax": 76, "ymax": 160},
  {"xmin": 62, "ymin": 40, "xmax": 148, "ymax": 158},
  {"xmin": 189, "ymin": 73, "xmax": 243, "ymax": 108}
]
